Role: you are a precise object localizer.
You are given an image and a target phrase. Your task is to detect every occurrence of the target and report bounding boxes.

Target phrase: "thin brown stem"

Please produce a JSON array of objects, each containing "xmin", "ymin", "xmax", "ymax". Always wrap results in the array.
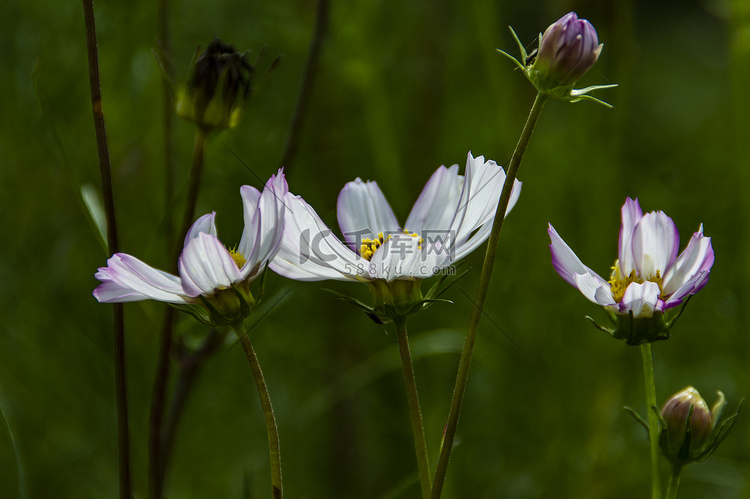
[
  {"xmin": 149, "ymin": 127, "xmax": 209, "ymax": 498},
  {"xmin": 81, "ymin": 0, "xmax": 130, "ymax": 496},
  {"xmin": 279, "ymin": 0, "xmax": 330, "ymax": 169}
]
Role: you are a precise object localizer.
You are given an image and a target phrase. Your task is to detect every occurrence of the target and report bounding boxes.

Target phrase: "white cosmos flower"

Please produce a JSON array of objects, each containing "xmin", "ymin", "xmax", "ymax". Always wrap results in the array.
[
  {"xmin": 548, "ymin": 197, "xmax": 714, "ymax": 320},
  {"xmin": 93, "ymin": 170, "xmax": 288, "ymax": 323},
  {"xmin": 269, "ymin": 152, "xmax": 522, "ymax": 283}
]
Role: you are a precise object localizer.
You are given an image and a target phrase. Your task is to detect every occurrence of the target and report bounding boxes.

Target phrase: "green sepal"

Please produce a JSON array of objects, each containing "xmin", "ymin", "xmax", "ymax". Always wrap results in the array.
[
  {"xmin": 696, "ymin": 398, "xmax": 744, "ymax": 463},
  {"xmin": 623, "ymin": 406, "xmax": 649, "ymax": 434},
  {"xmin": 170, "ymin": 303, "xmax": 214, "ymax": 326}
]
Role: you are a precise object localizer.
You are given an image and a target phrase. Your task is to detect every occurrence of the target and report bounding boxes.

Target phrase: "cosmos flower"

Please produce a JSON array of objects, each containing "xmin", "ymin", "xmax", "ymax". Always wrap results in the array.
[
  {"xmin": 269, "ymin": 153, "xmax": 521, "ymax": 320},
  {"xmin": 93, "ymin": 170, "xmax": 287, "ymax": 325},
  {"xmin": 548, "ymin": 197, "xmax": 714, "ymax": 343}
]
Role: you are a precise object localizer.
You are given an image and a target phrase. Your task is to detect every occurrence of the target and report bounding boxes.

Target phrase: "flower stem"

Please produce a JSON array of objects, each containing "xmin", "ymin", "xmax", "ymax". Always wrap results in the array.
[
  {"xmin": 394, "ymin": 317, "xmax": 432, "ymax": 499},
  {"xmin": 81, "ymin": 1, "xmax": 131, "ymax": 496},
  {"xmin": 641, "ymin": 343, "xmax": 662, "ymax": 499},
  {"xmin": 665, "ymin": 465, "xmax": 682, "ymax": 499},
  {"xmin": 431, "ymin": 92, "xmax": 548, "ymax": 498},
  {"xmin": 279, "ymin": 0, "xmax": 329, "ymax": 170},
  {"xmin": 234, "ymin": 323, "xmax": 283, "ymax": 499}
]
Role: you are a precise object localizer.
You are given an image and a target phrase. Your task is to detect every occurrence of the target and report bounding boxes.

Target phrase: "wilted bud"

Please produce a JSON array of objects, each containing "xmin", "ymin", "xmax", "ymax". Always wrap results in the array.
[
  {"xmin": 532, "ymin": 12, "xmax": 602, "ymax": 92},
  {"xmin": 659, "ymin": 387, "xmax": 741, "ymax": 467},
  {"xmin": 176, "ymin": 38, "xmax": 253, "ymax": 131}
]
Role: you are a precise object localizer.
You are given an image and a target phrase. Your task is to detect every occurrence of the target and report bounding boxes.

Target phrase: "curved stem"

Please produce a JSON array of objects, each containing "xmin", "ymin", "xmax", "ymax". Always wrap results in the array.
[
  {"xmin": 665, "ymin": 465, "xmax": 682, "ymax": 499},
  {"xmin": 431, "ymin": 92, "xmax": 548, "ymax": 498},
  {"xmin": 81, "ymin": 1, "xmax": 130, "ymax": 496},
  {"xmin": 394, "ymin": 317, "xmax": 432, "ymax": 499},
  {"xmin": 234, "ymin": 323, "xmax": 283, "ymax": 499},
  {"xmin": 641, "ymin": 343, "xmax": 662, "ymax": 499}
]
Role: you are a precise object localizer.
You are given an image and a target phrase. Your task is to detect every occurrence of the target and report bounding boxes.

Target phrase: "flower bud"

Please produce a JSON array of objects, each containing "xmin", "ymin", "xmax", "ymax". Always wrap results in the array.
[
  {"xmin": 176, "ymin": 38, "xmax": 253, "ymax": 131},
  {"xmin": 532, "ymin": 12, "xmax": 602, "ymax": 93},
  {"xmin": 659, "ymin": 387, "xmax": 735, "ymax": 466}
]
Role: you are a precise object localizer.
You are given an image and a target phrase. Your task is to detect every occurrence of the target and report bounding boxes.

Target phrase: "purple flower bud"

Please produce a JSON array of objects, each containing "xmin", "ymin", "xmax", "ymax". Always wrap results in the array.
[
  {"xmin": 533, "ymin": 12, "xmax": 602, "ymax": 90},
  {"xmin": 659, "ymin": 386, "xmax": 731, "ymax": 466}
]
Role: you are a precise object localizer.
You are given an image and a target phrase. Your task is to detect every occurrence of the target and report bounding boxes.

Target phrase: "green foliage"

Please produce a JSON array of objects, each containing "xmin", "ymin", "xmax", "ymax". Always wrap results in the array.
[{"xmin": 1, "ymin": 0, "xmax": 749, "ymax": 498}]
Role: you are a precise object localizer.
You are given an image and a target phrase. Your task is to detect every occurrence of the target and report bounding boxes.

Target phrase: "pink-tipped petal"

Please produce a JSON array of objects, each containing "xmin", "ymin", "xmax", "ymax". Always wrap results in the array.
[
  {"xmin": 548, "ymin": 224, "xmax": 605, "ymax": 288},
  {"xmin": 662, "ymin": 226, "xmax": 714, "ymax": 296},
  {"xmin": 242, "ymin": 173, "xmax": 288, "ymax": 274},
  {"xmin": 93, "ymin": 253, "xmax": 187, "ymax": 304}
]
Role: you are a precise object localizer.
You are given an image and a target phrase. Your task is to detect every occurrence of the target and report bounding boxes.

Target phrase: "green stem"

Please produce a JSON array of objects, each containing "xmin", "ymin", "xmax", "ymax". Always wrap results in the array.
[
  {"xmin": 394, "ymin": 317, "xmax": 432, "ymax": 499},
  {"xmin": 665, "ymin": 465, "xmax": 682, "ymax": 499},
  {"xmin": 81, "ymin": 1, "xmax": 131, "ymax": 496},
  {"xmin": 234, "ymin": 323, "xmax": 283, "ymax": 499},
  {"xmin": 431, "ymin": 92, "xmax": 548, "ymax": 498},
  {"xmin": 641, "ymin": 343, "xmax": 662, "ymax": 499}
]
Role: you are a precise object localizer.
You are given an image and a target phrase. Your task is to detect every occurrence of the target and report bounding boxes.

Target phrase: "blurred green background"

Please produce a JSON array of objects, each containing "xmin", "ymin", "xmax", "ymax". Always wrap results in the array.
[{"xmin": 2, "ymin": 0, "xmax": 750, "ymax": 497}]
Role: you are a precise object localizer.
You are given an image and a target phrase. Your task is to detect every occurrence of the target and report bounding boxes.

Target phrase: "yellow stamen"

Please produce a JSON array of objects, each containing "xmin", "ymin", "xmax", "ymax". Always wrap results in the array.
[
  {"xmin": 608, "ymin": 259, "xmax": 664, "ymax": 302},
  {"xmin": 358, "ymin": 229, "xmax": 424, "ymax": 261},
  {"xmin": 228, "ymin": 247, "xmax": 247, "ymax": 269}
]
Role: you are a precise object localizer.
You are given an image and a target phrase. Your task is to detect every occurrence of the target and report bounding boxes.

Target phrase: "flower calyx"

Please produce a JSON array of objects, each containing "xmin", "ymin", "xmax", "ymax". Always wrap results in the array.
[
  {"xmin": 173, "ymin": 268, "xmax": 265, "ymax": 327},
  {"xmin": 585, "ymin": 296, "xmax": 695, "ymax": 345},
  {"xmin": 326, "ymin": 273, "xmax": 458, "ymax": 325}
]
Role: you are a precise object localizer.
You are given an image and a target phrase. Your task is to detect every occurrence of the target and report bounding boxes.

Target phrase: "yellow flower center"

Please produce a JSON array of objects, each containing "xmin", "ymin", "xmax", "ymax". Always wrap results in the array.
[
  {"xmin": 359, "ymin": 230, "xmax": 423, "ymax": 261},
  {"xmin": 228, "ymin": 247, "xmax": 247, "ymax": 269},
  {"xmin": 608, "ymin": 260, "xmax": 663, "ymax": 303}
]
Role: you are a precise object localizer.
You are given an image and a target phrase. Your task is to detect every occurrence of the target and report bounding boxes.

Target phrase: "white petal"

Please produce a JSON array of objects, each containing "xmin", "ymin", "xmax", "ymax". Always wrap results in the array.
[
  {"xmin": 573, "ymin": 272, "xmax": 616, "ymax": 307},
  {"xmin": 618, "ymin": 197, "xmax": 642, "ymax": 275},
  {"xmin": 404, "ymin": 164, "xmax": 461, "ymax": 233},
  {"xmin": 662, "ymin": 225, "xmax": 714, "ymax": 296},
  {"xmin": 548, "ymin": 224, "xmax": 606, "ymax": 288},
  {"xmin": 368, "ymin": 234, "xmax": 435, "ymax": 281},
  {"xmin": 337, "ymin": 178, "xmax": 400, "ymax": 250},
  {"xmin": 184, "ymin": 212, "xmax": 217, "ymax": 247},
  {"xmin": 269, "ymin": 193, "xmax": 364, "ymax": 281},
  {"xmin": 664, "ymin": 270, "xmax": 711, "ymax": 309},
  {"xmin": 178, "ymin": 232, "xmax": 242, "ymax": 297},
  {"xmin": 241, "ymin": 171, "xmax": 289, "ymax": 275},
  {"xmin": 449, "ymin": 153, "xmax": 522, "ymax": 261},
  {"xmin": 93, "ymin": 253, "xmax": 187, "ymax": 304},
  {"xmin": 632, "ymin": 211, "xmax": 679, "ymax": 279},
  {"xmin": 620, "ymin": 281, "xmax": 661, "ymax": 318}
]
